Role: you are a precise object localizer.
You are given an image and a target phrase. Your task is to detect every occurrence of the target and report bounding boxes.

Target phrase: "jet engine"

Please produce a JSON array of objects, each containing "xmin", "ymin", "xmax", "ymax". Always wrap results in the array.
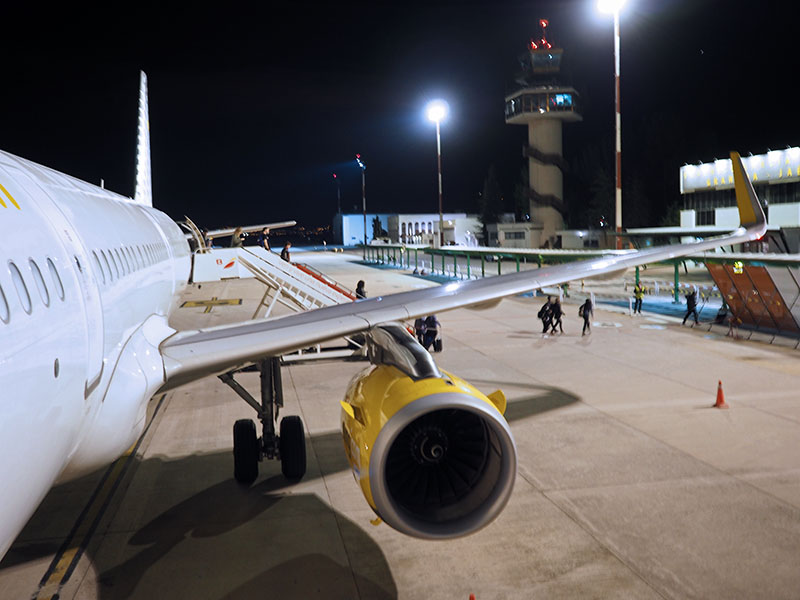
[{"xmin": 340, "ymin": 323, "xmax": 516, "ymax": 539}]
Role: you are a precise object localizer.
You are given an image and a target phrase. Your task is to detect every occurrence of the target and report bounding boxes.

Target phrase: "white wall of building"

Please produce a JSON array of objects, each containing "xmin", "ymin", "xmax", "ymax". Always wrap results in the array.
[
  {"xmin": 767, "ymin": 203, "xmax": 800, "ymax": 227},
  {"xmin": 714, "ymin": 207, "xmax": 740, "ymax": 228},
  {"xmin": 335, "ymin": 213, "xmax": 391, "ymax": 245},
  {"xmin": 680, "ymin": 209, "xmax": 696, "ymax": 228}
]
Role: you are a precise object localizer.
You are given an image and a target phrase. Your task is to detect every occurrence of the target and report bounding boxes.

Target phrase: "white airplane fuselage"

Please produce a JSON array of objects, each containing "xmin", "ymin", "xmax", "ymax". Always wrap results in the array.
[{"xmin": 0, "ymin": 149, "xmax": 190, "ymax": 558}]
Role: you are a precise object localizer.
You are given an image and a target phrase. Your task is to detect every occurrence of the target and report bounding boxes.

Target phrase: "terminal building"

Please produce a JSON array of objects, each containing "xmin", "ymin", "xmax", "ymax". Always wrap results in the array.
[
  {"xmin": 629, "ymin": 148, "xmax": 800, "ymax": 253},
  {"xmin": 333, "ymin": 212, "xmax": 482, "ymax": 246}
]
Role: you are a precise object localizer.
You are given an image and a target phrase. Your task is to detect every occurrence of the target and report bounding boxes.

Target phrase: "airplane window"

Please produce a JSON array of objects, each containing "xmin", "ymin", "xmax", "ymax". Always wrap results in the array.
[
  {"xmin": 8, "ymin": 261, "xmax": 32, "ymax": 314},
  {"xmin": 29, "ymin": 259, "xmax": 50, "ymax": 306},
  {"xmin": 101, "ymin": 250, "xmax": 113, "ymax": 281},
  {"xmin": 92, "ymin": 251, "xmax": 106, "ymax": 285},
  {"xmin": 46, "ymin": 257, "xmax": 65, "ymax": 300},
  {"xmin": 115, "ymin": 249, "xmax": 127, "ymax": 275},
  {"xmin": 123, "ymin": 248, "xmax": 132, "ymax": 273},
  {"xmin": 128, "ymin": 246, "xmax": 138, "ymax": 270},
  {"xmin": 108, "ymin": 249, "xmax": 120, "ymax": 280},
  {"xmin": 0, "ymin": 284, "xmax": 9, "ymax": 323}
]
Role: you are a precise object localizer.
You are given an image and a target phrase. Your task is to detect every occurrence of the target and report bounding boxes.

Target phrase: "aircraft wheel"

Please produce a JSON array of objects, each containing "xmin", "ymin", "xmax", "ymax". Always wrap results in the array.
[
  {"xmin": 280, "ymin": 416, "xmax": 306, "ymax": 481},
  {"xmin": 233, "ymin": 419, "xmax": 259, "ymax": 484}
]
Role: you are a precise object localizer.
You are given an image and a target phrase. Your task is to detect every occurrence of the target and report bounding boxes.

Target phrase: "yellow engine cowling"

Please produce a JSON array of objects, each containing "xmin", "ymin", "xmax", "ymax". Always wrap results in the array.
[{"xmin": 340, "ymin": 364, "xmax": 516, "ymax": 539}]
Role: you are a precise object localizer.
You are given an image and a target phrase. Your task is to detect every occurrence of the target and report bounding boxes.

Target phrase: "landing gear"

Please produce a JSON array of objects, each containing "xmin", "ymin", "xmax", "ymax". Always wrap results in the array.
[
  {"xmin": 233, "ymin": 419, "xmax": 259, "ymax": 484},
  {"xmin": 220, "ymin": 357, "xmax": 307, "ymax": 485},
  {"xmin": 280, "ymin": 415, "xmax": 306, "ymax": 480}
]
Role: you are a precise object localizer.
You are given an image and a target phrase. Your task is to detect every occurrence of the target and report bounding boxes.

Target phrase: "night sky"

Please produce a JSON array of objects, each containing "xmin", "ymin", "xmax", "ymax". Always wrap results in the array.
[{"xmin": 1, "ymin": 0, "xmax": 796, "ymax": 233}]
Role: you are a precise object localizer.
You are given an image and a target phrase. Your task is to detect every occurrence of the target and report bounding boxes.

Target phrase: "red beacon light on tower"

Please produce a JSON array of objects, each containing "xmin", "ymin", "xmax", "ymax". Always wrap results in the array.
[{"xmin": 530, "ymin": 18, "xmax": 552, "ymax": 50}]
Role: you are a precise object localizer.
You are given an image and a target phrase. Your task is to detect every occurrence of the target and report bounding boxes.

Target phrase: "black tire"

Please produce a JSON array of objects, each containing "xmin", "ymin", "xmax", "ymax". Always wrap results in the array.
[
  {"xmin": 233, "ymin": 419, "xmax": 259, "ymax": 484},
  {"xmin": 280, "ymin": 416, "xmax": 306, "ymax": 480}
]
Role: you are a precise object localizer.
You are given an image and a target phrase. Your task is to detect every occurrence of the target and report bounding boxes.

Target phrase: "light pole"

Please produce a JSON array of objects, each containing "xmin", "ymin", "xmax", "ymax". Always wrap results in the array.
[
  {"xmin": 332, "ymin": 172, "xmax": 341, "ymax": 214},
  {"xmin": 598, "ymin": 0, "xmax": 626, "ymax": 249},
  {"xmin": 355, "ymin": 154, "xmax": 366, "ymax": 259},
  {"xmin": 425, "ymin": 99, "xmax": 448, "ymax": 247}
]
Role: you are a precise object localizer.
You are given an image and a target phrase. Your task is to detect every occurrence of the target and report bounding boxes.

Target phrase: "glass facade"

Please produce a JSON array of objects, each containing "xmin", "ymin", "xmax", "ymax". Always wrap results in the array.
[
  {"xmin": 505, "ymin": 91, "xmax": 579, "ymax": 120},
  {"xmin": 683, "ymin": 182, "xmax": 800, "ymax": 226}
]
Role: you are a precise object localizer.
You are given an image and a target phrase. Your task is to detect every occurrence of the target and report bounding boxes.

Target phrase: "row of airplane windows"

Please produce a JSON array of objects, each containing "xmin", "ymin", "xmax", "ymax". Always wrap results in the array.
[
  {"xmin": 90, "ymin": 240, "xmax": 167, "ymax": 286},
  {"xmin": 0, "ymin": 256, "xmax": 65, "ymax": 324},
  {"xmin": 0, "ymin": 240, "xmax": 168, "ymax": 325}
]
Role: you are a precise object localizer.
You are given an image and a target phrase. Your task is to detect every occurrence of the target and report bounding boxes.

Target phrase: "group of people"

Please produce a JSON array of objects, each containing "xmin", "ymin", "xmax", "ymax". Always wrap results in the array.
[
  {"xmin": 229, "ymin": 226, "xmax": 291, "ymax": 262},
  {"xmin": 414, "ymin": 315, "xmax": 442, "ymax": 352},
  {"xmin": 538, "ymin": 296, "xmax": 594, "ymax": 336},
  {"xmin": 353, "ymin": 281, "xmax": 442, "ymax": 352}
]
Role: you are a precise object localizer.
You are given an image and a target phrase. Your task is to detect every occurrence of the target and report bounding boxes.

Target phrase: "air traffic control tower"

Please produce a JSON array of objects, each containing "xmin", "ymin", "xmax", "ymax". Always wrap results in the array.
[{"xmin": 505, "ymin": 19, "xmax": 581, "ymax": 248}]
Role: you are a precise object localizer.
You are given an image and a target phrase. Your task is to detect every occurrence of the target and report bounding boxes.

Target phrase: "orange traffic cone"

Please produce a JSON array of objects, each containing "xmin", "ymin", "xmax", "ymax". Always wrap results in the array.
[
  {"xmin": 714, "ymin": 380, "xmax": 728, "ymax": 409},
  {"xmin": 469, "ymin": 595, "xmax": 476, "ymax": 600}
]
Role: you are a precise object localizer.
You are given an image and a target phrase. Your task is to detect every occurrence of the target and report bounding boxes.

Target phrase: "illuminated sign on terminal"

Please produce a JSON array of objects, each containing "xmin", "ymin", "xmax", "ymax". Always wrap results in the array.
[{"xmin": 680, "ymin": 147, "xmax": 800, "ymax": 193}]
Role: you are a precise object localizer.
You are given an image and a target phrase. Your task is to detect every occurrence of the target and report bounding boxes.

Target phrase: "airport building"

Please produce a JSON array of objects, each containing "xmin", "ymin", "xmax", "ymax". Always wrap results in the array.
[
  {"xmin": 333, "ymin": 212, "xmax": 482, "ymax": 246},
  {"xmin": 629, "ymin": 148, "xmax": 800, "ymax": 253}
]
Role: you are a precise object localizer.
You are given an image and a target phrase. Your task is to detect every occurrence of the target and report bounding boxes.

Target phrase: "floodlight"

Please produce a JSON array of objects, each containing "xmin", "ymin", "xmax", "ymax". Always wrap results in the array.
[{"xmin": 425, "ymin": 99, "xmax": 449, "ymax": 124}]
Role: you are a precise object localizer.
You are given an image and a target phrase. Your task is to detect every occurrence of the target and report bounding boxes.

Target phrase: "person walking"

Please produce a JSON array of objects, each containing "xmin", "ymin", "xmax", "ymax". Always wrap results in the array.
[
  {"xmin": 422, "ymin": 315, "xmax": 442, "ymax": 351},
  {"xmin": 579, "ymin": 298, "xmax": 593, "ymax": 336},
  {"xmin": 682, "ymin": 289, "xmax": 699, "ymax": 326},
  {"xmin": 355, "ymin": 280, "xmax": 367, "ymax": 299},
  {"xmin": 538, "ymin": 296, "xmax": 553, "ymax": 334},
  {"xmin": 280, "ymin": 242, "xmax": 291, "ymax": 262},
  {"xmin": 550, "ymin": 298, "xmax": 564, "ymax": 334},
  {"xmin": 257, "ymin": 227, "xmax": 271, "ymax": 251},
  {"xmin": 633, "ymin": 282, "xmax": 644, "ymax": 314},
  {"xmin": 230, "ymin": 226, "xmax": 244, "ymax": 248}
]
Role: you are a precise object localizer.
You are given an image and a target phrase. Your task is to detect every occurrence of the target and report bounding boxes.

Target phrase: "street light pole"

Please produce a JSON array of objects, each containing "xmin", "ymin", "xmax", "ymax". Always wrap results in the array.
[
  {"xmin": 356, "ymin": 155, "xmax": 366, "ymax": 259},
  {"xmin": 598, "ymin": 0, "xmax": 626, "ymax": 249},
  {"xmin": 425, "ymin": 99, "xmax": 449, "ymax": 248},
  {"xmin": 612, "ymin": 8, "xmax": 622, "ymax": 249},
  {"xmin": 435, "ymin": 118, "xmax": 444, "ymax": 247},
  {"xmin": 333, "ymin": 172, "xmax": 341, "ymax": 214}
]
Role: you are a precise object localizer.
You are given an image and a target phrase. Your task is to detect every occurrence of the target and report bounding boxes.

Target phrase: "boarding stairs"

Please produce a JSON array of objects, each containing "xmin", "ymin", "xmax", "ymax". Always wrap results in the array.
[{"xmin": 236, "ymin": 248, "xmax": 363, "ymax": 361}]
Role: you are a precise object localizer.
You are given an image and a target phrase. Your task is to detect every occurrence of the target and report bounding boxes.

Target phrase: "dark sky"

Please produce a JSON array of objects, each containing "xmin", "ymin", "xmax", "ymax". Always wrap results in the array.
[{"xmin": 1, "ymin": 0, "xmax": 796, "ymax": 230}]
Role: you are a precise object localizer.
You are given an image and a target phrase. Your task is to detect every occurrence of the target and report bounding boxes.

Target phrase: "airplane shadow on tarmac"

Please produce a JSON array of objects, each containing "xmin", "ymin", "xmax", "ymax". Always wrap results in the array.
[{"xmin": 1, "ymin": 386, "xmax": 580, "ymax": 600}]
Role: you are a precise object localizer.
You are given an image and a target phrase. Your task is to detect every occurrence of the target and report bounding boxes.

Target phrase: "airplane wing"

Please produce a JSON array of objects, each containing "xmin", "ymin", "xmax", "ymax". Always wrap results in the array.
[
  {"xmin": 159, "ymin": 152, "xmax": 766, "ymax": 391},
  {"xmin": 182, "ymin": 220, "xmax": 297, "ymax": 240}
]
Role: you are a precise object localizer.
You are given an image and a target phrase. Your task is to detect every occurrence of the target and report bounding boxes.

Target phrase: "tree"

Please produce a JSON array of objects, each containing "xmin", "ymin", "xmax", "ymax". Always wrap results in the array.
[
  {"xmin": 478, "ymin": 164, "xmax": 504, "ymax": 226},
  {"xmin": 512, "ymin": 163, "xmax": 530, "ymax": 222},
  {"xmin": 371, "ymin": 216, "xmax": 386, "ymax": 240}
]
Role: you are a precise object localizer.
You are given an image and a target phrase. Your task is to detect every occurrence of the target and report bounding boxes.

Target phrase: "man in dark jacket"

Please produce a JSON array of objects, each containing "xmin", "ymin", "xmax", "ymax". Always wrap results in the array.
[
  {"xmin": 538, "ymin": 297, "xmax": 553, "ymax": 334},
  {"xmin": 682, "ymin": 290, "xmax": 699, "ymax": 325},
  {"xmin": 579, "ymin": 298, "xmax": 593, "ymax": 336},
  {"xmin": 422, "ymin": 315, "xmax": 442, "ymax": 351},
  {"xmin": 550, "ymin": 298, "xmax": 564, "ymax": 334}
]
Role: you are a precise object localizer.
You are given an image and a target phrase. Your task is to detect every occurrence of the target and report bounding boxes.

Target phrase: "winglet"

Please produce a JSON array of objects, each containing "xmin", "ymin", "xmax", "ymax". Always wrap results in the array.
[
  {"xmin": 731, "ymin": 151, "xmax": 765, "ymax": 231},
  {"xmin": 134, "ymin": 71, "xmax": 153, "ymax": 207}
]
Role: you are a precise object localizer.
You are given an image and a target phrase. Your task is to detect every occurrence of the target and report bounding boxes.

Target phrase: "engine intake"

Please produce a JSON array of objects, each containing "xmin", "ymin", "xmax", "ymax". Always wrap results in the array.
[{"xmin": 369, "ymin": 391, "xmax": 516, "ymax": 539}]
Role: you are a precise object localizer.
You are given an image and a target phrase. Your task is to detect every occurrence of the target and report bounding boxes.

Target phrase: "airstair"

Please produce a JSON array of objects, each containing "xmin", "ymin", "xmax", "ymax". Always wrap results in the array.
[
  {"xmin": 192, "ymin": 246, "xmax": 363, "ymax": 361},
  {"xmin": 238, "ymin": 248, "xmax": 356, "ymax": 317}
]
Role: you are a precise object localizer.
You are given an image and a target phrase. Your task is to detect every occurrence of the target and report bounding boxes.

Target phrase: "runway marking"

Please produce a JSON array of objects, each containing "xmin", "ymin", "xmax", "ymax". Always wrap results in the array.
[
  {"xmin": 180, "ymin": 296, "xmax": 242, "ymax": 313},
  {"xmin": 32, "ymin": 395, "xmax": 166, "ymax": 600}
]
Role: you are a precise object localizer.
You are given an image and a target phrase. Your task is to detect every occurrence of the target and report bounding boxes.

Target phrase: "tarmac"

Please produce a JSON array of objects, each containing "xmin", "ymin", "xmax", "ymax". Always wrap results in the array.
[{"xmin": 2, "ymin": 249, "xmax": 800, "ymax": 599}]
